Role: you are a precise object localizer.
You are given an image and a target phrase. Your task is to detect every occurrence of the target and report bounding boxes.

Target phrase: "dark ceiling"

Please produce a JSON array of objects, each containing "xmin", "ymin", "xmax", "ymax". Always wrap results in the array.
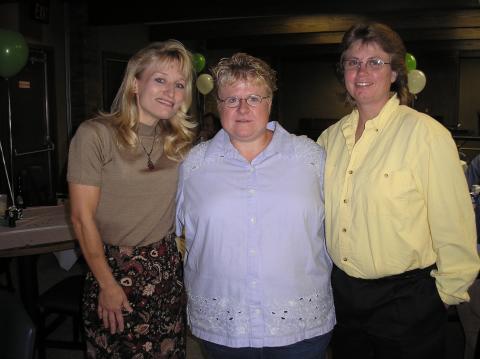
[{"xmin": 87, "ymin": 0, "xmax": 480, "ymax": 26}]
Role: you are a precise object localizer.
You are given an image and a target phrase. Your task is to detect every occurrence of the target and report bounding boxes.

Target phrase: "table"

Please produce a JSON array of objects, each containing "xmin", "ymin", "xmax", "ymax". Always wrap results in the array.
[
  {"xmin": 0, "ymin": 205, "xmax": 75, "ymax": 255},
  {"xmin": 0, "ymin": 205, "xmax": 77, "ymax": 321}
]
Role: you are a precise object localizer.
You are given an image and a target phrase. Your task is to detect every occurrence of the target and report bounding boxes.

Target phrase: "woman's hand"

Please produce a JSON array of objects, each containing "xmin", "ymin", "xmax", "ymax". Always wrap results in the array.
[{"xmin": 97, "ymin": 282, "xmax": 133, "ymax": 334}]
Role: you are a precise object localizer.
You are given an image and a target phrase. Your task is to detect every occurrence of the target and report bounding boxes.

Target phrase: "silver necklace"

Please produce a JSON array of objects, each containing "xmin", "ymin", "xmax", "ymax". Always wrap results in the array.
[{"xmin": 138, "ymin": 125, "xmax": 158, "ymax": 170}]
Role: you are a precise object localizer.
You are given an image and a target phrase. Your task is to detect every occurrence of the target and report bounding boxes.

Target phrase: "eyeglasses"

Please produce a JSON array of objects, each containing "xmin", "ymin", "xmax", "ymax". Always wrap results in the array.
[
  {"xmin": 218, "ymin": 94, "xmax": 270, "ymax": 108},
  {"xmin": 342, "ymin": 58, "xmax": 391, "ymax": 71}
]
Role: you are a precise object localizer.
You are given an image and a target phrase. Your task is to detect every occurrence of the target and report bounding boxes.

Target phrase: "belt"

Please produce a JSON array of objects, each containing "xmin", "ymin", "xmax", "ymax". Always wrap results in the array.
[{"xmin": 334, "ymin": 263, "xmax": 436, "ymax": 282}]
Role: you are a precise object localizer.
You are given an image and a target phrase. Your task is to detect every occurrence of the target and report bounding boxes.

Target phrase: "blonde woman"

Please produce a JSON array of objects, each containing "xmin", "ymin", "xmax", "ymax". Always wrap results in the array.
[
  {"xmin": 68, "ymin": 40, "xmax": 196, "ymax": 358},
  {"xmin": 176, "ymin": 53, "xmax": 335, "ymax": 359}
]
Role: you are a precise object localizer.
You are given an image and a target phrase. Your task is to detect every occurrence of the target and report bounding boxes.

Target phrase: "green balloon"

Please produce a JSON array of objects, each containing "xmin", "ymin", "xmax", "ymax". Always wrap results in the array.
[
  {"xmin": 0, "ymin": 29, "xmax": 29, "ymax": 78},
  {"xmin": 405, "ymin": 52, "xmax": 417, "ymax": 71},
  {"xmin": 192, "ymin": 53, "xmax": 206, "ymax": 73}
]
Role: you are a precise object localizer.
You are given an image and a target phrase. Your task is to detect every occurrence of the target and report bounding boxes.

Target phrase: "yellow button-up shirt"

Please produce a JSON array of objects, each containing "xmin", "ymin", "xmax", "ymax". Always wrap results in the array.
[{"xmin": 318, "ymin": 95, "xmax": 479, "ymax": 305}]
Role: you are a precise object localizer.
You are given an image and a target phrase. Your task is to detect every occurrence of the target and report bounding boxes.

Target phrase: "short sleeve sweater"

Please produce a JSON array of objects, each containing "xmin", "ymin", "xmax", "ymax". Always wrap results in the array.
[{"xmin": 67, "ymin": 118, "xmax": 179, "ymax": 246}]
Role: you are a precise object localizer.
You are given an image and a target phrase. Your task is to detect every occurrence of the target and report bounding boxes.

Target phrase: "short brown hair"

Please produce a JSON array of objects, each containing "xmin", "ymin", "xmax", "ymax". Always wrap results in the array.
[{"xmin": 337, "ymin": 22, "xmax": 413, "ymax": 106}]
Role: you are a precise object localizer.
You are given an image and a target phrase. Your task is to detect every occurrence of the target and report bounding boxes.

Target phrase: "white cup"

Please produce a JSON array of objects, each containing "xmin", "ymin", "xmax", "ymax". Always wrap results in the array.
[
  {"xmin": 473, "ymin": 185, "xmax": 480, "ymax": 196},
  {"xmin": 0, "ymin": 194, "xmax": 7, "ymax": 214}
]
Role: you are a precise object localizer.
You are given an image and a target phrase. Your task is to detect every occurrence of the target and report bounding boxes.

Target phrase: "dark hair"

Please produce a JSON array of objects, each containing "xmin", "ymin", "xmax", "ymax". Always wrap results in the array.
[
  {"xmin": 197, "ymin": 112, "xmax": 221, "ymax": 142},
  {"xmin": 337, "ymin": 22, "xmax": 413, "ymax": 106}
]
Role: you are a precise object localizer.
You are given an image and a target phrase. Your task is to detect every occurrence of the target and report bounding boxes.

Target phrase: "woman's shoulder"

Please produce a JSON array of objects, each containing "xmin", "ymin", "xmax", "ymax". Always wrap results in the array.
[
  {"xmin": 73, "ymin": 118, "xmax": 117, "ymax": 150},
  {"xmin": 75, "ymin": 117, "xmax": 114, "ymax": 138},
  {"xmin": 290, "ymin": 133, "xmax": 325, "ymax": 155},
  {"xmin": 180, "ymin": 141, "xmax": 210, "ymax": 175},
  {"xmin": 398, "ymin": 105, "xmax": 452, "ymax": 139},
  {"xmin": 289, "ymin": 134, "xmax": 326, "ymax": 172},
  {"xmin": 317, "ymin": 115, "xmax": 348, "ymax": 148}
]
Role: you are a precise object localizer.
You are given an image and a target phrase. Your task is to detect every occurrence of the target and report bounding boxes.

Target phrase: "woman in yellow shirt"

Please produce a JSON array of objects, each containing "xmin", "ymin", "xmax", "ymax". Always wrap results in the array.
[{"xmin": 318, "ymin": 22, "xmax": 479, "ymax": 359}]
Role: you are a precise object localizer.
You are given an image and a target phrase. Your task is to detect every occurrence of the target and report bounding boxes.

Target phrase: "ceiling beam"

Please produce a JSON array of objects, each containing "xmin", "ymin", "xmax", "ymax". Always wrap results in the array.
[{"xmin": 149, "ymin": 9, "xmax": 480, "ymax": 41}]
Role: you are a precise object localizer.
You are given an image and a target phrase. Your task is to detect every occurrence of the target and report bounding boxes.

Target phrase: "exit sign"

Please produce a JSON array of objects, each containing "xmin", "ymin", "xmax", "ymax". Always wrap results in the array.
[{"xmin": 32, "ymin": 0, "xmax": 50, "ymax": 23}]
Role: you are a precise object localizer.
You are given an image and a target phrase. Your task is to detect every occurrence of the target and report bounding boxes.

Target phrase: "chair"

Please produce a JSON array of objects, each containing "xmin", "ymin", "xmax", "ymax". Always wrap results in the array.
[
  {"xmin": 0, "ymin": 257, "xmax": 14, "ymax": 291},
  {"xmin": 0, "ymin": 289, "xmax": 36, "ymax": 359},
  {"xmin": 37, "ymin": 274, "xmax": 85, "ymax": 359}
]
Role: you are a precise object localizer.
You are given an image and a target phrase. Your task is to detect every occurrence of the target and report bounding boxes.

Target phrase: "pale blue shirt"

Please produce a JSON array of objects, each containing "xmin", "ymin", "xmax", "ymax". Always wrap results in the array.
[{"xmin": 176, "ymin": 121, "xmax": 335, "ymax": 348}]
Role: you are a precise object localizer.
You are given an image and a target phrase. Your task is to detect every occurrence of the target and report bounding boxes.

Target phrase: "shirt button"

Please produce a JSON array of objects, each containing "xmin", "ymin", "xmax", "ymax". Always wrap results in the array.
[
  {"xmin": 348, "ymin": 170, "xmax": 353, "ymax": 174},
  {"xmin": 375, "ymin": 128, "xmax": 379, "ymax": 132},
  {"xmin": 251, "ymin": 281, "xmax": 257, "ymax": 287},
  {"xmin": 343, "ymin": 257, "xmax": 348, "ymax": 262},
  {"xmin": 255, "ymin": 309, "xmax": 261, "ymax": 315},
  {"xmin": 384, "ymin": 173, "xmax": 389, "ymax": 178},
  {"xmin": 248, "ymin": 189, "xmax": 256, "ymax": 195},
  {"xmin": 343, "ymin": 199, "xmax": 348, "ymax": 203},
  {"xmin": 342, "ymin": 228, "xmax": 347, "ymax": 232},
  {"xmin": 250, "ymin": 217, "xmax": 256, "ymax": 224},
  {"xmin": 249, "ymin": 167, "xmax": 255, "ymax": 173},
  {"xmin": 249, "ymin": 249, "xmax": 256, "ymax": 256}
]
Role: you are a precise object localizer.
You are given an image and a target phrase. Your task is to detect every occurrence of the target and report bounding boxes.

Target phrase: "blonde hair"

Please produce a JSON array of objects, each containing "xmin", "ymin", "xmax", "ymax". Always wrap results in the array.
[
  {"xmin": 98, "ymin": 40, "xmax": 196, "ymax": 161},
  {"xmin": 211, "ymin": 53, "xmax": 277, "ymax": 99}
]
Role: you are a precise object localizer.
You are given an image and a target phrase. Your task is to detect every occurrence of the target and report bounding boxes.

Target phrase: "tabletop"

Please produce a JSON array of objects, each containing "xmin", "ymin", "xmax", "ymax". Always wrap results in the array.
[{"xmin": 0, "ymin": 204, "xmax": 76, "ymax": 257}]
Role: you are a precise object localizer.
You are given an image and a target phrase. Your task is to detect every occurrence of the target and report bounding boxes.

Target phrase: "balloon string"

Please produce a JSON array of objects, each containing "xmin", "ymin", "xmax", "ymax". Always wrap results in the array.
[
  {"xmin": 1, "ymin": 81, "xmax": 16, "ymax": 207},
  {"xmin": 0, "ymin": 140, "xmax": 14, "ymax": 205}
]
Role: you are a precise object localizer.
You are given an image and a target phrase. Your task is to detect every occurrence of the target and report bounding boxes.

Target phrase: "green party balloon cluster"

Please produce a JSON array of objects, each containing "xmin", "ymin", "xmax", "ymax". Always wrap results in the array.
[
  {"xmin": 405, "ymin": 52, "xmax": 426, "ymax": 95},
  {"xmin": 192, "ymin": 52, "xmax": 214, "ymax": 95}
]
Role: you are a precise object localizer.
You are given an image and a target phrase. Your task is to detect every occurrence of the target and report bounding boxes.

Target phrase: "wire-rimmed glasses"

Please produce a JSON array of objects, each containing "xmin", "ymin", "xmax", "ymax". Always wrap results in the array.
[
  {"xmin": 218, "ymin": 94, "xmax": 270, "ymax": 108},
  {"xmin": 342, "ymin": 58, "xmax": 391, "ymax": 71}
]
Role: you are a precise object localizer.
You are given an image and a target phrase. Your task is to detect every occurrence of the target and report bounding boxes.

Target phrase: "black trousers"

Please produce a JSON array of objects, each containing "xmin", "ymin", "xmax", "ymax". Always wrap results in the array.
[{"xmin": 331, "ymin": 265, "xmax": 447, "ymax": 359}]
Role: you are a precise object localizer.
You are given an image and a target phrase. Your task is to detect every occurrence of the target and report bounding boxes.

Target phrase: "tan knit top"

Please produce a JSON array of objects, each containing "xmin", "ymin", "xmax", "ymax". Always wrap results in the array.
[{"xmin": 67, "ymin": 118, "xmax": 179, "ymax": 246}]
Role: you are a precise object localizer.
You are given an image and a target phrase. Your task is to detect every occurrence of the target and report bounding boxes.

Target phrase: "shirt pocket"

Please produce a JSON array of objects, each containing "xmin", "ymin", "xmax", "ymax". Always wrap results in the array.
[{"xmin": 367, "ymin": 167, "xmax": 417, "ymax": 219}]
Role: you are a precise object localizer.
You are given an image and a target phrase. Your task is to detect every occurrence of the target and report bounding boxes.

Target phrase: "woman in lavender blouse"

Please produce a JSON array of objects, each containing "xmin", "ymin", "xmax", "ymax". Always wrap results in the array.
[{"xmin": 176, "ymin": 53, "xmax": 335, "ymax": 359}]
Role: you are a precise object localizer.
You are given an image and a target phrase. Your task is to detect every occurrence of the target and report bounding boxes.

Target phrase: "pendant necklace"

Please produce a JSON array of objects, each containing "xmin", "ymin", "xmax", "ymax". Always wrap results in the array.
[{"xmin": 138, "ymin": 125, "xmax": 158, "ymax": 171}]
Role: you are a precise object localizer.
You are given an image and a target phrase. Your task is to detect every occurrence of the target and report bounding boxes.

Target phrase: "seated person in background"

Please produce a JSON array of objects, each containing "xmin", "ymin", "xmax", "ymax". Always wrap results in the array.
[
  {"xmin": 467, "ymin": 153, "xmax": 480, "ymax": 189},
  {"xmin": 197, "ymin": 112, "xmax": 221, "ymax": 142},
  {"xmin": 466, "ymin": 153, "xmax": 480, "ymax": 244},
  {"xmin": 458, "ymin": 153, "xmax": 480, "ymax": 359}
]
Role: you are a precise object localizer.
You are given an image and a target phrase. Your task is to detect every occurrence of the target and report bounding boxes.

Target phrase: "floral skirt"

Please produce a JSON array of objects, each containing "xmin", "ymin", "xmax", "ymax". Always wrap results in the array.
[{"xmin": 83, "ymin": 234, "xmax": 186, "ymax": 359}]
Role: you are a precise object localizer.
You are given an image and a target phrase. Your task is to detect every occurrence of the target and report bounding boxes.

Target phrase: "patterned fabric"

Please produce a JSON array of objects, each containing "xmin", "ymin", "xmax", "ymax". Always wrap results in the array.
[{"xmin": 83, "ymin": 234, "xmax": 186, "ymax": 358}]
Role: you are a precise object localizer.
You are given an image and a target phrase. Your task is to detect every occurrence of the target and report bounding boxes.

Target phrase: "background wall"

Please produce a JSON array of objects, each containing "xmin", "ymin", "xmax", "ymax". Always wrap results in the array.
[
  {"xmin": 459, "ymin": 56, "xmax": 480, "ymax": 134},
  {"xmin": 278, "ymin": 57, "xmax": 350, "ymax": 137},
  {"xmin": 2, "ymin": 0, "xmax": 480, "ymax": 198}
]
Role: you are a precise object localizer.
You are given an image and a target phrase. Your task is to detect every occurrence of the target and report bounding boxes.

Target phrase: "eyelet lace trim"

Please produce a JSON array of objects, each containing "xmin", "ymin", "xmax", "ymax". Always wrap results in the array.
[
  {"xmin": 182, "ymin": 135, "xmax": 325, "ymax": 181},
  {"xmin": 187, "ymin": 289, "xmax": 334, "ymax": 338}
]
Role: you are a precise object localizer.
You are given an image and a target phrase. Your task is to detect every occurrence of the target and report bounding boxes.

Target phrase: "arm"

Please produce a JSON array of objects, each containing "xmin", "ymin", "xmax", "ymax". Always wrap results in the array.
[
  {"xmin": 423, "ymin": 132, "xmax": 480, "ymax": 305},
  {"xmin": 69, "ymin": 183, "xmax": 132, "ymax": 334},
  {"xmin": 175, "ymin": 163, "xmax": 185, "ymax": 237}
]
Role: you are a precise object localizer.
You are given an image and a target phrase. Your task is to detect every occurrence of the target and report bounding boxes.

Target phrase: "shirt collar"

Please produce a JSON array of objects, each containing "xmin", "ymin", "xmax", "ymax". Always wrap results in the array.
[
  {"xmin": 204, "ymin": 121, "xmax": 295, "ymax": 160},
  {"xmin": 341, "ymin": 93, "xmax": 400, "ymax": 145}
]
